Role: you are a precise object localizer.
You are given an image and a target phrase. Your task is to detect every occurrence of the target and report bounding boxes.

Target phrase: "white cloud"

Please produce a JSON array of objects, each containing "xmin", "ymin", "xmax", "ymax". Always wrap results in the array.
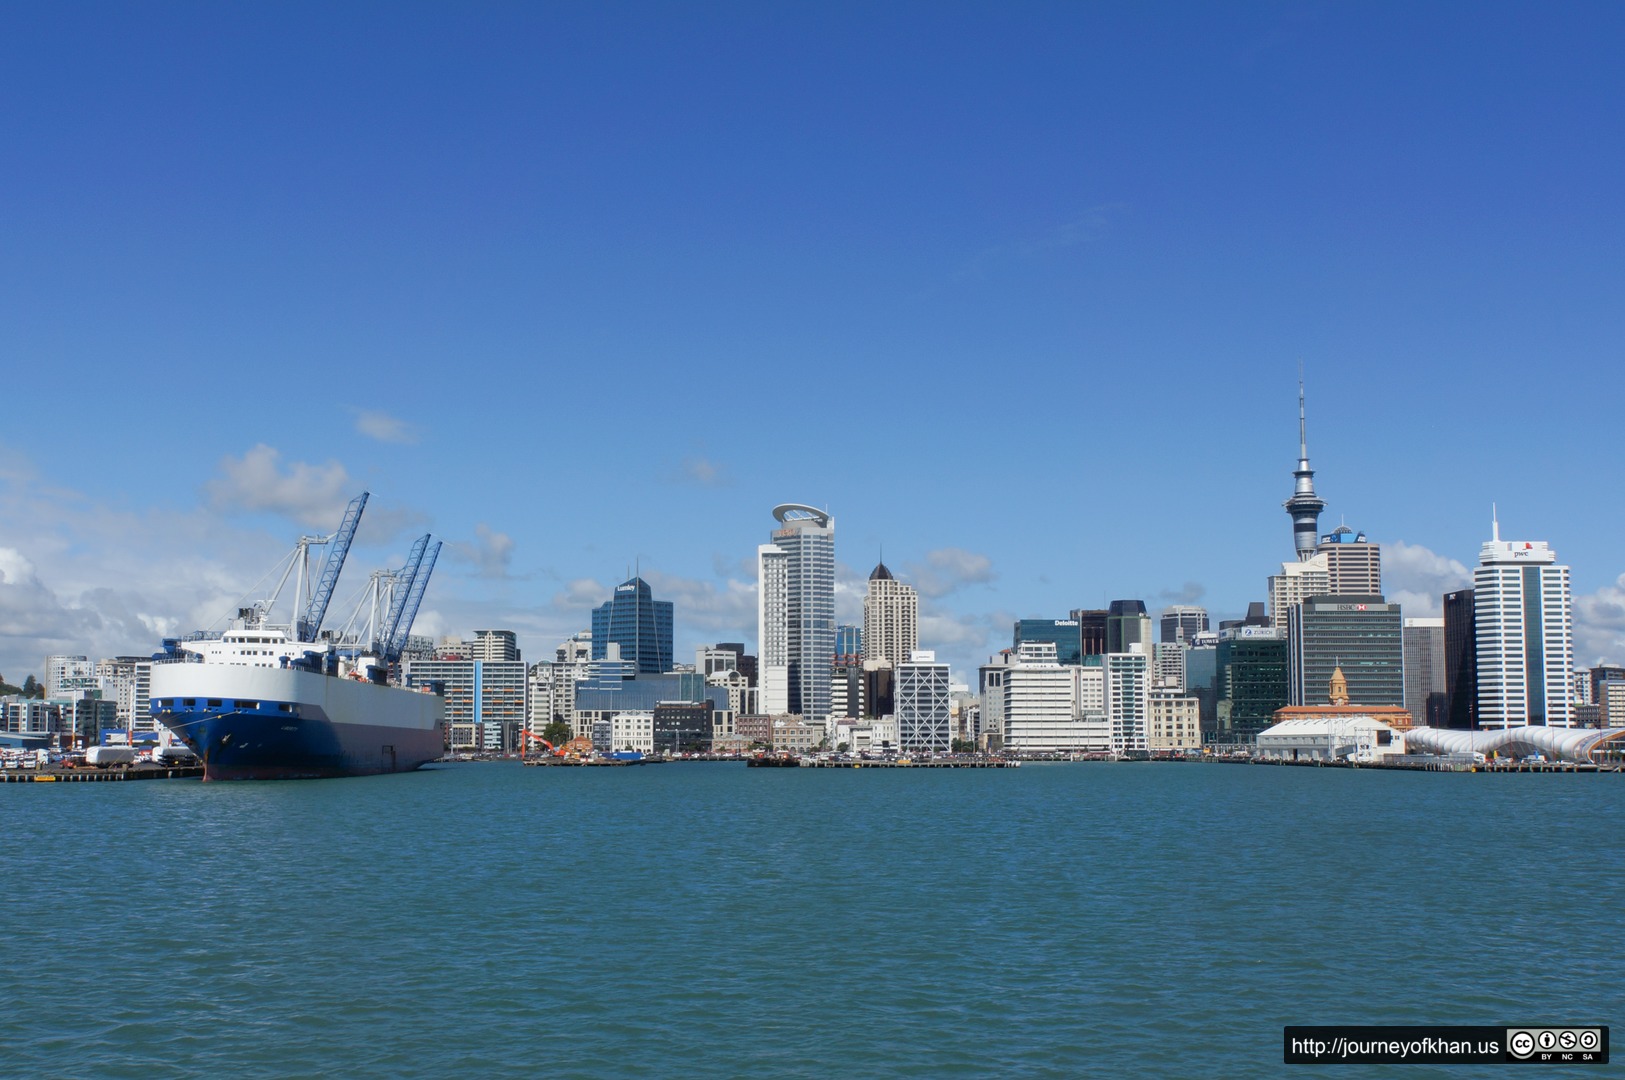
[
  {"xmin": 1575, "ymin": 573, "xmax": 1625, "ymax": 667},
  {"xmin": 905, "ymin": 548, "xmax": 997, "ymax": 599},
  {"xmin": 354, "ymin": 409, "xmax": 419, "ymax": 444},
  {"xmin": 446, "ymin": 523, "xmax": 515, "ymax": 579},
  {"xmin": 1384, "ymin": 540, "xmax": 1472, "ymax": 618},
  {"xmin": 552, "ymin": 578, "xmax": 609, "ymax": 610},
  {"xmin": 205, "ymin": 444, "xmax": 356, "ymax": 528}
]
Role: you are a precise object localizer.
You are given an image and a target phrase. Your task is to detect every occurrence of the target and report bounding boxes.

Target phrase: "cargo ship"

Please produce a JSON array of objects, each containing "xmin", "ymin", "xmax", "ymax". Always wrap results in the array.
[{"xmin": 150, "ymin": 492, "xmax": 447, "ymax": 781}]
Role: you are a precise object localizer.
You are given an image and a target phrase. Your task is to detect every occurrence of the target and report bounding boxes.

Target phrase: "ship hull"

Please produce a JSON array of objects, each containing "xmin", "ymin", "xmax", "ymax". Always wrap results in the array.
[{"xmin": 151, "ymin": 664, "xmax": 444, "ymax": 781}]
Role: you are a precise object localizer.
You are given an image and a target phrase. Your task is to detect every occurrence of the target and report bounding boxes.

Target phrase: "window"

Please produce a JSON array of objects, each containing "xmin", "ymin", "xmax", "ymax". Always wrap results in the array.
[{"xmin": 207, "ymin": 699, "xmax": 222, "ymax": 707}]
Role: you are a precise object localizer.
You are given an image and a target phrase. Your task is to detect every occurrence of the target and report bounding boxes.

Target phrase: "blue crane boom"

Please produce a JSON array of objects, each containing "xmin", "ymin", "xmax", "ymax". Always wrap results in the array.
[
  {"xmin": 298, "ymin": 492, "xmax": 369, "ymax": 643},
  {"xmin": 377, "ymin": 534, "xmax": 430, "ymax": 656},
  {"xmin": 386, "ymin": 540, "xmax": 441, "ymax": 663}
]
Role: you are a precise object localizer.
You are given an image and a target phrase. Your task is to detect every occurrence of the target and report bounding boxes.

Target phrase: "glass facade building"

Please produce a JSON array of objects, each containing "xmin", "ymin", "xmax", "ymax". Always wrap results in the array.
[
  {"xmin": 1216, "ymin": 630, "xmax": 1289, "ymax": 742},
  {"xmin": 1287, "ymin": 595, "xmax": 1405, "ymax": 708},
  {"xmin": 591, "ymin": 577, "xmax": 674, "ymax": 676},
  {"xmin": 1013, "ymin": 619, "xmax": 1084, "ymax": 666}
]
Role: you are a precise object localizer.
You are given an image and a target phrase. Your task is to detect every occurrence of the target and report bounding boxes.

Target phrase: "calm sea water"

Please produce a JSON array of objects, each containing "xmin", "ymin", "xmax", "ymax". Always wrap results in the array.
[{"xmin": 4, "ymin": 762, "xmax": 1619, "ymax": 1077}]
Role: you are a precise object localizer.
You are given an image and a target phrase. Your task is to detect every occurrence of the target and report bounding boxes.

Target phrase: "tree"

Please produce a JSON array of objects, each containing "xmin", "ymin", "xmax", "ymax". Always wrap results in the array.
[
  {"xmin": 836, "ymin": 742, "xmax": 850, "ymax": 753},
  {"xmin": 541, "ymin": 720, "xmax": 573, "ymax": 746},
  {"xmin": 951, "ymin": 738, "xmax": 976, "ymax": 754},
  {"xmin": 21, "ymin": 675, "xmax": 41, "ymax": 699}
]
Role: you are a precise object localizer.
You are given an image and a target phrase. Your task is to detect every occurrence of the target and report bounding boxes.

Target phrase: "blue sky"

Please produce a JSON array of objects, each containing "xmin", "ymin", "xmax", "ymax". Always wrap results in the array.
[{"xmin": 4, "ymin": 2, "xmax": 1625, "ymax": 681}]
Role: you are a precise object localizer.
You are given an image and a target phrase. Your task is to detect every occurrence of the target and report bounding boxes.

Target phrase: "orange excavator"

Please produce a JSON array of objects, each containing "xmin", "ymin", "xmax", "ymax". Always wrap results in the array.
[{"xmin": 519, "ymin": 729, "xmax": 594, "ymax": 762}]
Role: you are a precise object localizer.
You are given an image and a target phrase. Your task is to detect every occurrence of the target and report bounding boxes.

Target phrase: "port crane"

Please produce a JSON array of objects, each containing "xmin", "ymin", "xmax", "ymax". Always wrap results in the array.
[{"xmin": 297, "ymin": 492, "xmax": 368, "ymax": 643}]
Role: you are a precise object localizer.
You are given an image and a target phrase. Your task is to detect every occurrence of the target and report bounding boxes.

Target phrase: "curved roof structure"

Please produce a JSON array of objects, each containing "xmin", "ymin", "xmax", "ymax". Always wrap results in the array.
[
  {"xmin": 869, "ymin": 561, "xmax": 893, "ymax": 581},
  {"xmin": 1405, "ymin": 726, "xmax": 1625, "ymax": 764},
  {"xmin": 772, "ymin": 503, "xmax": 830, "ymax": 527}
]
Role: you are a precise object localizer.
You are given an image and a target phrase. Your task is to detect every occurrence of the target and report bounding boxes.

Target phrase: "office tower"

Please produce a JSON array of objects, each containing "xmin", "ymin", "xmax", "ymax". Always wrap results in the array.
[
  {"xmin": 993, "ymin": 642, "xmax": 1094, "ymax": 753},
  {"xmin": 896, "ymin": 650, "xmax": 951, "ymax": 753},
  {"xmin": 757, "ymin": 504, "xmax": 835, "ymax": 718},
  {"xmin": 1402, "ymin": 617, "xmax": 1446, "ymax": 728},
  {"xmin": 591, "ymin": 577, "xmax": 673, "ymax": 676},
  {"xmin": 1287, "ymin": 595, "xmax": 1404, "ymax": 707},
  {"xmin": 1106, "ymin": 600, "xmax": 1152, "ymax": 655},
  {"xmin": 862, "ymin": 562, "xmax": 918, "ymax": 668},
  {"xmin": 1159, "ymin": 606, "xmax": 1209, "ymax": 644},
  {"xmin": 1069, "ymin": 609, "xmax": 1109, "ymax": 656},
  {"xmin": 1268, "ymin": 554, "xmax": 1330, "ymax": 628},
  {"xmin": 1439, "ymin": 589, "xmax": 1477, "ymax": 730},
  {"xmin": 1216, "ymin": 627, "xmax": 1289, "ymax": 742},
  {"xmin": 835, "ymin": 624, "xmax": 863, "ymax": 662},
  {"xmin": 1283, "ymin": 377, "xmax": 1326, "ymax": 560},
  {"xmin": 1473, "ymin": 519, "xmax": 1574, "ymax": 728},
  {"xmin": 1318, "ymin": 526, "xmax": 1382, "ymax": 594},
  {"xmin": 1184, "ymin": 631, "xmax": 1220, "ymax": 737},
  {"xmin": 1219, "ymin": 603, "xmax": 1271, "ymax": 631},
  {"xmin": 1013, "ymin": 619, "xmax": 1084, "ymax": 666}
]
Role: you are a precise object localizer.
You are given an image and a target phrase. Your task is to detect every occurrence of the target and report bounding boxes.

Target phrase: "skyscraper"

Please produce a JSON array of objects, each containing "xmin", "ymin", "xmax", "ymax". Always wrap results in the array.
[
  {"xmin": 862, "ymin": 562, "xmax": 918, "ymax": 668},
  {"xmin": 1159, "ymin": 606, "xmax": 1209, "ymax": 644},
  {"xmin": 1317, "ymin": 526, "xmax": 1382, "ymax": 594},
  {"xmin": 1287, "ymin": 595, "xmax": 1405, "ymax": 708},
  {"xmin": 1442, "ymin": 589, "xmax": 1477, "ymax": 730},
  {"xmin": 1402, "ymin": 617, "xmax": 1446, "ymax": 728},
  {"xmin": 1106, "ymin": 600, "xmax": 1152, "ymax": 655},
  {"xmin": 1069, "ymin": 609, "xmax": 1109, "ymax": 656},
  {"xmin": 1283, "ymin": 377, "xmax": 1326, "ymax": 560},
  {"xmin": 1473, "ymin": 519, "xmax": 1573, "ymax": 728},
  {"xmin": 590, "ymin": 577, "xmax": 673, "ymax": 675},
  {"xmin": 757, "ymin": 504, "xmax": 835, "ymax": 720},
  {"xmin": 1013, "ymin": 619, "xmax": 1084, "ymax": 666}
]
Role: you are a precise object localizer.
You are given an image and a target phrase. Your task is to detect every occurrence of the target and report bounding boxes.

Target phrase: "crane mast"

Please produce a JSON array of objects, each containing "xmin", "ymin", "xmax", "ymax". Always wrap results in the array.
[{"xmin": 298, "ymin": 492, "xmax": 369, "ymax": 643}]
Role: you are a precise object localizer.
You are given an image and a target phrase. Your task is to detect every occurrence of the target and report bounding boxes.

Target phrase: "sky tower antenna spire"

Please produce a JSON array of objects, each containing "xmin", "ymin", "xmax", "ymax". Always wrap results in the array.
[{"xmin": 1283, "ymin": 365, "xmax": 1327, "ymax": 560}]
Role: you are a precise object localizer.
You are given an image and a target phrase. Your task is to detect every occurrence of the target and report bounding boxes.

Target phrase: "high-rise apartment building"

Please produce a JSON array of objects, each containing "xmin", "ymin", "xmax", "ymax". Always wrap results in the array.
[
  {"xmin": 1318, "ymin": 526, "xmax": 1382, "ymax": 594},
  {"xmin": 862, "ymin": 563, "xmax": 917, "ymax": 668},
  {"xmin": 1287, "ymin": 595, "xmax": 1404, "ymax": 708},
  {"xmin": 1268, "ymin": 553, "xmax": 1330, "ymax": 628},
  {"xmin": 1402, "ymin": 617, "xmax": 1446, "ymax": 728},
  {"xmin": 1473, "ymin": 521, "xmax": 1573, "ymax": 729},
  {"xmin": 757, "ymin": 504, "xmax": 834, "ymax": 719},
  {"xmin": 1104, "ymin": 650, "xmax": 1151, "ymax": 754},
  {"xmin": 1159, "ymin": 606, "xmax": 1209, "ymax": 644},
  {"xmin": 591, "ymin": 577, "xmax": 673, "ymax": 675},
  {"xmin": 45, "ymin": 655, "xmax": 93, "ymax": 698}
]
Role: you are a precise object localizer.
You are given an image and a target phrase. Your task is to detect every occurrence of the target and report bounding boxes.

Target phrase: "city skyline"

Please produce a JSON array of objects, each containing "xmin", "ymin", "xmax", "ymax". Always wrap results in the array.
[{"xmin": 5, "ymin": 5, "xmax": 1625, "ymax": 681}]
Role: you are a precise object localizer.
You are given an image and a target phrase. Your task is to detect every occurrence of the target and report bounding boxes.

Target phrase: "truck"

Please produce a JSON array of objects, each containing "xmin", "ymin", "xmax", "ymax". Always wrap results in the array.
[{"xmin": 85, "ymin": 745, "xmax": 137, "ymax": 768}]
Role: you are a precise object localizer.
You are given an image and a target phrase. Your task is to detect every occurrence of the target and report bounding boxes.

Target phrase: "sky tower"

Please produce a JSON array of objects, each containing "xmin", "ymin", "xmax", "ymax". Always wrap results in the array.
[{"xmin": 1283, "ymin": 377, "xmax": 1325, "ymax": 560}]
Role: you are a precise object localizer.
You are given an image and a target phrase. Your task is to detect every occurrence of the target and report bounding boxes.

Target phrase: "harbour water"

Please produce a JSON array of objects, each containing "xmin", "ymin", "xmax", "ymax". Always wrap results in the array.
[{"xmin": 6, "ymin": 762, "xmax": 1619, "ymax": 1077}]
